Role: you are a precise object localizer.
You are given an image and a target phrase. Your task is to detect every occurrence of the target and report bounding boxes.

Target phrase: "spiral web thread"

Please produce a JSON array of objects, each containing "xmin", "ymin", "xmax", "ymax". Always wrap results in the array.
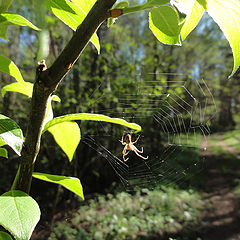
[{"xmin": 81, "ymin": 72, "xmax": 217, "ymax": 190}]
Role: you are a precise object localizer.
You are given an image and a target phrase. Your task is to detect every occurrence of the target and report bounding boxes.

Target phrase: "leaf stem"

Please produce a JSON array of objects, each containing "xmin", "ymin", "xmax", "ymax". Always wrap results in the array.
[
  {"xmin": 119, "ymin": 0, "xmax": 170, "ymax": 15},
  {"xmin": 122, "ymin": 2, "xmax": 150, "ymax": 14},
  {"xmin": 11, "ymin": 166, "xmax": 20, "ymax": 190}
]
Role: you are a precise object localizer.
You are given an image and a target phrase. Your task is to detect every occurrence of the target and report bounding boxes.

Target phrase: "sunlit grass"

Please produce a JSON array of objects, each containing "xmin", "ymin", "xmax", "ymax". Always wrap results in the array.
[
  {"xmin": 207, "ymin": 130, "xmax": 240, "ymax": 151},
  {"xmin": 222, "ymin": 130, "xmax": 240, "ymax": 151},
  {"xmin": 207, "ymin": 130, "xmax": 240, "ymax": 171}
]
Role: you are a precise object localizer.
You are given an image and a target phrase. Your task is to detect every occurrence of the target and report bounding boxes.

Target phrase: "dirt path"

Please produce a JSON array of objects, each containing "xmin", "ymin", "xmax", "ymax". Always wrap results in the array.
[{"xmin": 200, "ymin": 136, "xmax": 240, "ymax": 240}]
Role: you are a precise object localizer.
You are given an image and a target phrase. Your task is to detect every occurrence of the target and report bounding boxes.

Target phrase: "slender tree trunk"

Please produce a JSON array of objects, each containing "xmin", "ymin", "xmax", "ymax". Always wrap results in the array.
[
  {"xmin": 218, "ymin": 80, "xmax": 235, "ymax": 130},
  {"xmin": 13, "ymin": 0, "xmax": 117, "ymax": 193},
  {"xmin": 218, "ymin": 77, "xmax": 235, "ymax": 129}
]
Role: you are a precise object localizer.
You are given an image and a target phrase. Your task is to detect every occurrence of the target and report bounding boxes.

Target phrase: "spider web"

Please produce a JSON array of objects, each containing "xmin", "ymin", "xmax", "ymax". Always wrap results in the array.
[{"xmin": 80, "ymin": 72, "xmax": 217, "ymax": 191}]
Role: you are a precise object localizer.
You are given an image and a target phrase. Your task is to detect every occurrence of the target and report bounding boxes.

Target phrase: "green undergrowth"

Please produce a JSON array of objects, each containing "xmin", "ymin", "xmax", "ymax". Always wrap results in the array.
[{"xmin": 48, "ymin": 187, "xmax": 203, "ymax": 240}]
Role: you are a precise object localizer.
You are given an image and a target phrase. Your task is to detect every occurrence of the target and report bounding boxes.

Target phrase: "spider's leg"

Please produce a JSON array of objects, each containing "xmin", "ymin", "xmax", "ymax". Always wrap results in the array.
[
  {"xmin": 133, "ymin": 145, "xmax": 143, "ymax": 153},
  {"xmin": 121, "ymin": 131, "xmax": 127, "ymax": 145},
  {"xmin": 123, "ymin": 154, "xmax": 129, "ymax": 162},
  {"xmin": 133, "ymin": 149, "xmax": 148, "ymax": 160},
  {"xmin": 125, "ymin": 150, "xmax": 130, "ymax": 156},
  {"xmin": 120, "ymin": 139, "xmax": 126, "ymax": 145},
  {"xmin": 122, "ymin": 146, "xmax": 127, "ymax": 155},
  {"xmin": 122, "ymin": 146, "xmax": 129, "ymax": 162},
  {"xmin": 132, "ymin": 135, "xmax": 140, "ymax": 144}
]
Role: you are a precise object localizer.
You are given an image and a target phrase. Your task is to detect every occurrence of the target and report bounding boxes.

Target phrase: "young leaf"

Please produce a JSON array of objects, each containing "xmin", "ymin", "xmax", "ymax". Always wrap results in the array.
[
  {"xmin": 0, "ymin": 190, "xmax": 40, "ymax": 240},
  {"xmin": 42, "ymin": 96, "xmax": 54, "ymax": 129},
  {"xmin": 52, "ymin": 95, "xmax": 61, "ymax": 102},
  {"xmin": 32, "ymin": 172, "xmax": 84, "ymax": 200},
  {"xmin": 0, "ymin": 231, "xmax": 13, "ymax": 240},
  {"xmin": 180, "ymin": 0, "xmax": 205, "ymax": 41},
  {"xmin": 45, "ymin": 0, "xmax": 85, "ymax": 30},
  {"xmin": 47, "ymin": 121, "xmax": 81, "ymax": 162},
  {"xmin": 71, "ymin": 0, "xmax": 96, "ymax": 13},
  {"xmin": 45, "ymin": 0, "xmax": 100, "ymax": 53},
  {"xmin": 0, "ymin": 55, "xmax": 24, "ymax": 83},
  {"xmin": 90, "ymin": 34, "xmax": 100, "ymax": 54},
  {"xmin": 149, "ymin": 6, "xmax": 182, "ymax": 45},
  {"xmin": 199, "ymin": 0, "xmax": 240, "ymax": 77},
  {"xmin": 43, "ymin": 113, "xmax": 142, "ymax": 133},
  {"xmin": 42, "ymin": 95, "xmax": 61, "ymax": 130},
  {"xmin": 42, "ymin": 96, "xmax": 77, "ymax": 161},
  {"xmin": 0, "ymin": 115, "xmax": 23, "ymax": 156},
  {"xmin": 0, "ymin": 13, "xmax": 39, "ymax": 30},
  {"xmin": 2, "ymin": 82, "xmax": 33, "ymax": 98},
  {"xmin": 0, "ymin": 147, "xmax": 8, "ymax": 158}
]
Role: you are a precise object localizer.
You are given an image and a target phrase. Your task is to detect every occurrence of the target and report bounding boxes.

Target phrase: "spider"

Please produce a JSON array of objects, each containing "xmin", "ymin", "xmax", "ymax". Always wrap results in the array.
[{"xmin": 120, "ymin": 133, "xmax": 148, "ymax": 162}]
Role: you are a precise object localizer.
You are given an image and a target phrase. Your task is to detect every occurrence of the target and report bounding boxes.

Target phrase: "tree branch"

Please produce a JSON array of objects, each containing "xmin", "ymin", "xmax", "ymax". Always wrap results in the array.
[
  {"xmin": 41, "ymin": 0, "xmax": 116, "ymax": 91},
  {"xmin": 15, "ymin": 0, "xmax": 117, "ymax": 193}
]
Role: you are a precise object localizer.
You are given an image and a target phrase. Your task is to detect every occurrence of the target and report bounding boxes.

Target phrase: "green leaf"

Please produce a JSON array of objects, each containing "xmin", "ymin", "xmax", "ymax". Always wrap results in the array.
[
  {"xmin": 48, "ymin": 121, "xmax": 81, "ymax": 162},
  {"xmin": 0, "ymin": 115, "xmax": 23, "ymax": 155},
  {"xmin": 43, "ymin": 113, "xmax": 142, "ymax": 133},
  {"xmin": 2, "ymin": 82, "xmax": 33, "ymax": 98},
  {"xmin": 199, "ymin": 0, "xmax": 240, "ymax": 77},
  {"xmin": 46, "ymin": 0, "xmax": 100, "ymax": 53},
  {"xmin": 32, "ymin": 172, "xmax": 84, "ymax": 200},
  {"xmin": 149, "ymin": 6, "xmax": 182, "ymax": 45},
  {"xmin": 71, "ymin": 0, "xmax": 96, "ymax": 13},
  {"xmin": 0, "ymin": 55, "xmax": 24, "ymax": 83},
  {"xmin": 0, "ymin": 231, "xmax": 13, "ymax": 240},
  {"xmin": 0, "ymin": 13, "xmax": 39, "ymax": 30},
  {"xmin": 0, "ymin": 147, "xmax": 8, "ymax": 158},
  {"xmin": 52, "ymin": 95, "xmax": 61, "ymax": 102},
  {"xmin": 0, "ymin": 190, "xmax": 40, "ymax": 240},
  {"xmin": 46, "ymin": 0, "xmax": 84, "ymax": 30},
  {"xmin": 42, "ymin": 96, "xmax": 54, "ymax": 129},
  {"xmin": 146, "ymin": 0, "xmax": 170, "ymax": 7},
  {"xmin": 1, "ymin": 83, "xmax": 60, "ymax": 100},
  {"xmin": 90, "ymin": 33, "xmax": 100, "ymax": 54},
  {"xmin": 41, "ymin": 95, "xmax": 61, "ymax": 131},
  {"xmin": 180, "ymin": 0, "xmax": 205, "ymax": 41},
  {"xmin": 0, "ymin": 138, "xmax": 5, "ymax": 146}
]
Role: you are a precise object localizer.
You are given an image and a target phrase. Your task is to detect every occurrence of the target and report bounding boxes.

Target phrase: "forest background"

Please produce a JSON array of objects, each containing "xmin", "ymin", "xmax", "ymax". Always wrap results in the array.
[{"xmin": 1, "ymin": 0, "xmax": 240, "ymax": 239}]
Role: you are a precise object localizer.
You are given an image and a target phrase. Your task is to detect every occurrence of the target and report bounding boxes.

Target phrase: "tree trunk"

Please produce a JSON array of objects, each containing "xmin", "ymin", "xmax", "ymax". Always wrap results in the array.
[
  {"xmin": 218, "ymin": 79, "xmax": 235, "ymax": 130},
  {"xmin": 13, "ymin": 0, "xmax": 117, "ymax": 193}
]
